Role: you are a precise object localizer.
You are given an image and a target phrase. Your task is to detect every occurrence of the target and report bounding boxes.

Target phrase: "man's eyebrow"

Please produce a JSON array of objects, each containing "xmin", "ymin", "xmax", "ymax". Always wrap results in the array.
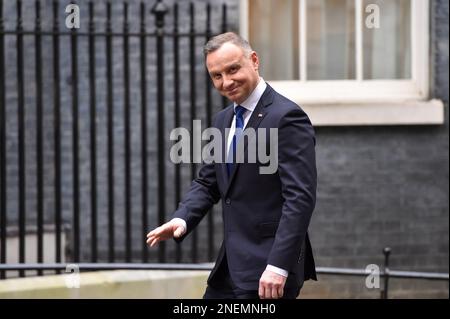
[
  {"xmin": 227, "ymin": 63, "xmax": 241, "ymax": 69},
  {"xmin": 208, "ymin": 62, "xmax": 241, "ymax": 76}
]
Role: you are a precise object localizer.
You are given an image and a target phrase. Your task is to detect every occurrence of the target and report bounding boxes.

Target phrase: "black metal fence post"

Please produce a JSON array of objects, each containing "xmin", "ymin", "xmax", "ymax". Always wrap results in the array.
[
  {"xmin": 34, "ymin": 0, "xmax": 44, "ymax": 276},
  {"xmin": 52, "ymin": 0, "xmax": 62, "ymax": 274},
  {"xmin": 105, "ymin": 1, "xmax": 115, "ymax": 263},
  {"xmin": 205, "ymin": 2, "xmax": 215, "ymax": 262},
  {"xmin": 140, "ymin": 1, "xmax": 149, "ymax": 264},
  {"xmin": 381, "ymin": 247, "xmax": 391, "ymax": 299},
  {"xmin": 16, "ymin": 0, "xmax": 26, "ymax": 278},
  {"xmin": 0, "ymin": 0, "xmax": 6, "ymax": 280},
  {"xmin": 123, "ymin": 1, "xmax": 132, "ymax": 263},
  {"xmin": 151, "ymin": 0, "xmax": 168, "ymax": 264},
  {"xmin": 70, "ymin": 1, "xmax": 80, "ymax": 263},
  {"xmin": 88, "ymin": 0, "xmax": 98, "ymax": 264},
  {"xmin": 173, "ymin": 2, "xmax": 182, "ymax": 263},
  {"xmin": 189, "ymin": 2, "xmax": 197, "ymax": 263}
]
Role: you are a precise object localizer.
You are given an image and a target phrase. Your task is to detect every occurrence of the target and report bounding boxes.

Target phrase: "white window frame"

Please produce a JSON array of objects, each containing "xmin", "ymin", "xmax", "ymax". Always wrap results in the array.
[{"xmin": 240, "ymin": 0, "xmax": 444, "ymax": 126}]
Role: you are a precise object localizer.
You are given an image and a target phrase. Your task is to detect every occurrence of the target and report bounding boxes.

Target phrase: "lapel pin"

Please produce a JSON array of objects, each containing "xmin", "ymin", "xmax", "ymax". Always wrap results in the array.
[{"xmin": 258, "ymin": 113, "xmax": 263, "ymax": 117}]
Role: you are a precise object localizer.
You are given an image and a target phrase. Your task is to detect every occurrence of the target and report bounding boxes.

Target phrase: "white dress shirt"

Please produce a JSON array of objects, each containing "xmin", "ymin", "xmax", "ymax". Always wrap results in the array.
[
  {"xmin": 225, "ymin": 77, "xmax": 267, "ymax": 157},
  {"xmin": 171, "ymin": 78, "xmax": 288, "ymax": 278}
]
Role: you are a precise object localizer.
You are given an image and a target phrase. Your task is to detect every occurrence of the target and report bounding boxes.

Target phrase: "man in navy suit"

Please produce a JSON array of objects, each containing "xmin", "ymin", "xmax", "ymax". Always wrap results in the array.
[{"xmin": 147, "ymin": 32, "xmax": 317, "ymax": 299}]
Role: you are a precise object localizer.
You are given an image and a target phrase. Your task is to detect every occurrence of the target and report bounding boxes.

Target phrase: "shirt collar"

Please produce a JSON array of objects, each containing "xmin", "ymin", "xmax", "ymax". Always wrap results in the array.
[{"xmin": 233, "ymin": 77, "xmax": 267, "ymax": 113}]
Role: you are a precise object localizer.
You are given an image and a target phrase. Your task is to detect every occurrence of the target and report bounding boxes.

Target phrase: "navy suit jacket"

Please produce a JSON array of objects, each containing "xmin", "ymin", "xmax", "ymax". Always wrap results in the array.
[{"xmin": 173, "ymin": 84, "xmax": 317, "ymax": 291}]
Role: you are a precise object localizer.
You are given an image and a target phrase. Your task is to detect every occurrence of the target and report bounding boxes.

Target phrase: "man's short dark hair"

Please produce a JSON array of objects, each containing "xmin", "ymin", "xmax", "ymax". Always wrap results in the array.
[{"xmin": 204, "ymin": 32, "xmax": 253, "ymax": 57}]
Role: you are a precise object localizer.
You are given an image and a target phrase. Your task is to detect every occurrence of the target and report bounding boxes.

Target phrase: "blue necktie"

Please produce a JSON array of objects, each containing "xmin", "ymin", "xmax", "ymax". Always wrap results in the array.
[{"xmin": 227, "ymin": 105, "xmax": 246, "ymax": 176}]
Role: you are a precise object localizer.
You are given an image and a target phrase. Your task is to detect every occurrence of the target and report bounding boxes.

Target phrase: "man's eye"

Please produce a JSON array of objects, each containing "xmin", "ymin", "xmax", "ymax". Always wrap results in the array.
[
  {"xmin": 214, "ymin": 74, "xmax": 222, "ymax": 80},
  {"xmin": 229, "ymin": 67, "xmax": 238, "ymax": 73}
]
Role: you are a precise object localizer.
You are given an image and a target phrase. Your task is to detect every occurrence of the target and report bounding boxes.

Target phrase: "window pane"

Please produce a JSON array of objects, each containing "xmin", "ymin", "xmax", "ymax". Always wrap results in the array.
[
  {"xmin": 249, "ymin": 0, "xmax": 299, "ymax": 81},
  {"xmin": 363, "ymin": 0, "xmax": 411, "ymax": 79},
  {"xmin": 307, "ymin": 0, "xmax": 356, "ymax": 80}
]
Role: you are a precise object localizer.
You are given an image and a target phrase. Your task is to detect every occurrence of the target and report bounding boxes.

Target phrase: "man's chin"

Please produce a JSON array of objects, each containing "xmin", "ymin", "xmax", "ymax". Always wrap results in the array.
[
  {"xmin": 224, "ymin": 90, "xmax": 241, "ymax": 102},
  {"xmin": 227, "ymin": 94, "xmax": 242, "ymax": 104}
]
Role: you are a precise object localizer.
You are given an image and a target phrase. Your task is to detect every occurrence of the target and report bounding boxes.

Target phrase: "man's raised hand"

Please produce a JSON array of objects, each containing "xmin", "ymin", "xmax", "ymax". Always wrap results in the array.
[{"xmin": 146, "ymin": 219, "xmax": 186, "ymax": 247}]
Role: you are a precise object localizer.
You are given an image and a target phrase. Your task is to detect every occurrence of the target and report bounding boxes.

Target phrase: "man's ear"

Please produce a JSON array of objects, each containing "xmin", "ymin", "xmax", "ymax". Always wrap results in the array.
[{"xmin": 251, "ymin": 51, "xmax": 259, "ymax": 70}]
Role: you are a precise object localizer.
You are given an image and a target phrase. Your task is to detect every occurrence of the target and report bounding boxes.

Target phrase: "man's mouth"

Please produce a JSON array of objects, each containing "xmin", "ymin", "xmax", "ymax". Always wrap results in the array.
[{"xmin": 228, "ymin": 87, "xmax": 239, "ymax": 95}]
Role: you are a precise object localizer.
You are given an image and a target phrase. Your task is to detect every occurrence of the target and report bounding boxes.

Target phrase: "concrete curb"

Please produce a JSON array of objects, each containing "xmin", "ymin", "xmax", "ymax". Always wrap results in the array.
[{"xmin": 0, "ymin": 270, "xmax": 210, "ymax": 299}]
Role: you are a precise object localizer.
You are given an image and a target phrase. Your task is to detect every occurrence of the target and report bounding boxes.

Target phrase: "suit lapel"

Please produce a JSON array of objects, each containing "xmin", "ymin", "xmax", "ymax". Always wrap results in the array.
[{"xmin": 223, "ymin": 85, "xmax": 274, "ymax": 196}]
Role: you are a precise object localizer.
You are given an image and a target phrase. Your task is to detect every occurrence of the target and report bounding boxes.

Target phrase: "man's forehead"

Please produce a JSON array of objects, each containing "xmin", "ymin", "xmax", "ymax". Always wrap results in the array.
[{"xmin": 206, "ymin": 44, "xmax": 246, "ymax": 71}]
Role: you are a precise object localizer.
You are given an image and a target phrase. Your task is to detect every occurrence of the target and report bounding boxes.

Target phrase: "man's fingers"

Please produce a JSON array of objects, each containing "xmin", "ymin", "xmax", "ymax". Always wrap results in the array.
[
  {"xmin": 146, "ymin": 226, "xmax": 161, "ymax": 238},
  {"xmin": 277, "ymin": 286, "xmax": 284, "ymax": 299},
  {"xmin": 146, "ymin": 235, "xmax": 156, "ymax": 245},
  {"xmin": 272, "ymin": 286, "xmax": 280, "ymax": 299},
  {"xmin": 146, "ymin": 231, "xmax": 161, "ymax": 246},
  {"xmin": 265, "ymin": 284, "xmax": 272, "ymax": 299},
  {"xmin": 152, "ymin": 225, "xmax": 166, "ymax": 236},
  {"xmin": 258, "ymin": 283, "xmax": 265, "ymax": 299},
  {"xmin": 259, "ymin": 282, "xmax": 282, "ymax": 299},
  {"xmin": 149, "ymin": 237, "xmax": 159, "ymax": 247},
  {"xmin": 259, "ymin": 270, "xmax": 287, "ymax": 299},
  {"xmin": 146, "ymin": 221, "xmax": 187, "ymax": 247},
  {"xmin": 259, "ymin": 280, "xmax": 273, "ymax": 299},
  {"xmin": 146, "ymin": 222, "xmax": 180, "ymax": 247},
  {"xmin": 147, "ymin": 223, "xmax": 170, "ymax": 239}
]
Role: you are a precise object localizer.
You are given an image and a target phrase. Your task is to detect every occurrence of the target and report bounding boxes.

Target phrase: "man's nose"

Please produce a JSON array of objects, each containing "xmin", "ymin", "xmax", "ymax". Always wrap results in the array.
[{"xmin": 222, "ymin": 76, "xmax": 234, "ymax": 90}]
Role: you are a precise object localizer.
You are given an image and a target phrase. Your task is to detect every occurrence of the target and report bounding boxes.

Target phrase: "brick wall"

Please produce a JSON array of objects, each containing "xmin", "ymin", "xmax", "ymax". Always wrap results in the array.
[{"xmin": 306, "ymin": 0, "xmax": 449, "ymax": 297}]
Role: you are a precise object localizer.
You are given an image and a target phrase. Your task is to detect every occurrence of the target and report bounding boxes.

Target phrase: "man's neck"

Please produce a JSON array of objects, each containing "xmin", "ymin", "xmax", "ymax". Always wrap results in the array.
[{"xmin": 235, "ymin": 77, "xmax": 266, "ymax": 111}]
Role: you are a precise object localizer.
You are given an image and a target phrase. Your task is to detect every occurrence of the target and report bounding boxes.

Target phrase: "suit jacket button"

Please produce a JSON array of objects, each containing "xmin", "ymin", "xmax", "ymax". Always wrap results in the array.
[{"xmin": 225, "ymin": 198, "xmax": 231, "ymax": 204}]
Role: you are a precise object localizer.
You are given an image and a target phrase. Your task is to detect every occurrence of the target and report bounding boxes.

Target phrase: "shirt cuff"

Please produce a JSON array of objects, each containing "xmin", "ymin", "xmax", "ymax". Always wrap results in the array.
[
  {"xmin": 266, "ymin": 264, "xmax": 288, "ymax": 277},
  {"xmin": 170, "ymin": 218, "xmax": 187, "ymax": 235}
]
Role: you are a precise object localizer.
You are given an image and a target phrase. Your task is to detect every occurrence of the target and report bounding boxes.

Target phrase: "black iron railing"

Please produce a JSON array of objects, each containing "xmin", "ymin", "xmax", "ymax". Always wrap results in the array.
[{"xmin": 0, "ymin": 0, "xmax": 228, "ymax": 278}]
